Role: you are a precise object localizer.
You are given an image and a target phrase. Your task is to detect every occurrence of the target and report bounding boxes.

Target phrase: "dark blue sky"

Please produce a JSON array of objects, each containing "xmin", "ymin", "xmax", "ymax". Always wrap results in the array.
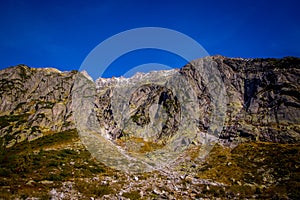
[{"xmin": 0, "ymin": 0, "xmax": 299, "ymax": 77}]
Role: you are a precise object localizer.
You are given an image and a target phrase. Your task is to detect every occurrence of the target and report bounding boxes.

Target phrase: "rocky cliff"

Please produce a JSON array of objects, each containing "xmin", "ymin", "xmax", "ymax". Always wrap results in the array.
[
  {"xmin": 89, "ymin": 56, "xmax": 300, "ymax": 147},
  {"xmin": 0, "ymin": 56, "xmax": 299, "ymax": 199},
  {"xmin": 0, "ymin": 56, "xmax": 299, "ymax": 149},
  {"xmin": 0, "ymin": 65, "xmax": 76, "ymax": 147},
  {"xmin": 212, "ymin": 56, "xmax": 300, "ymax": 143}
]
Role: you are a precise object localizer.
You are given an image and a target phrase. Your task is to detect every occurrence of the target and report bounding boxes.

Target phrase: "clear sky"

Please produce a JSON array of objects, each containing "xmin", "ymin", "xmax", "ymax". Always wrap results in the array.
[{"xmin": 0, "ymin": 0, "xmax": 299, "ymax": 78}]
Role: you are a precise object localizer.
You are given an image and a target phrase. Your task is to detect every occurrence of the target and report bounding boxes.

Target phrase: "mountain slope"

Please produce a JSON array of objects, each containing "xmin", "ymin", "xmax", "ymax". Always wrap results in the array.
[{"xmin": 0, "ymin": 56, "xmax": 299, "ymax": 199}]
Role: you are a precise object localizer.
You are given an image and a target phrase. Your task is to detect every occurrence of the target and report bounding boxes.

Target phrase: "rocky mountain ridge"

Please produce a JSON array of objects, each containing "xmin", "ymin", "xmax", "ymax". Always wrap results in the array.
[
  {"xmin": 0, "ymin": 56, "xmax": 300, "ymax": 199},
  {"xmin": 82, "ymin": 56, "xmax": 300, "ymax": 146},
  {"xmin": 0, "ymin": 56, "xmax": 299, "ymax": 149}
]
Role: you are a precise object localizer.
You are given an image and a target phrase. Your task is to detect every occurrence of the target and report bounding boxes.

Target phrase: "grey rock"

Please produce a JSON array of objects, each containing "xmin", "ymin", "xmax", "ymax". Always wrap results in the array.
[{"xmin": 0, "ymin": 56, "xmax": 299, "ymax": 149}]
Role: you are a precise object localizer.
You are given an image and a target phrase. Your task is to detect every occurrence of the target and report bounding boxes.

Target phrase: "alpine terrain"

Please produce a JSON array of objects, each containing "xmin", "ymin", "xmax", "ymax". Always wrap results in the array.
[{"xmin": 0, "ymin": 56, "xmax": 299, "ymax": 199}]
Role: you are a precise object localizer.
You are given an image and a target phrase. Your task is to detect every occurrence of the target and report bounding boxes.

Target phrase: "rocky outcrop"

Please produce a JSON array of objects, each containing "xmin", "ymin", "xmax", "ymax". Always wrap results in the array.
[
  {"xmin": 211, "ymin": 56, "xmax": 300, "ymax": 143},
  {"xmin": 0, "ymin": 56, "xmax": 299, "ymax": 148},
  {"xmin": 0, "ymin": 65, "xmax": 76, "ymax": 147},
  {"xmin": 92, "ymin": 56, "xmax": 300, "ymax": 144}
]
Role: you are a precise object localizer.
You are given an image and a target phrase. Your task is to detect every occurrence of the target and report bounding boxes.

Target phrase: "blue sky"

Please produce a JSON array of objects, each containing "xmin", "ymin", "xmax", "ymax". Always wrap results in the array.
[{"xmin": 0, "ymin": 0, "xmax": 299, "ymax": 78}]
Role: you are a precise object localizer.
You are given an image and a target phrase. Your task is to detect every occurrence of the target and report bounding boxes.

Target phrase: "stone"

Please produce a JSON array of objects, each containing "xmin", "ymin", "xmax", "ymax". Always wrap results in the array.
[
  {"xmin": 40, "ymin": 180, "xmax": 54, "ymax": 185},
  {"xmin": 26, "ymin": 180, "xmax": 36, "ymax": 186}
]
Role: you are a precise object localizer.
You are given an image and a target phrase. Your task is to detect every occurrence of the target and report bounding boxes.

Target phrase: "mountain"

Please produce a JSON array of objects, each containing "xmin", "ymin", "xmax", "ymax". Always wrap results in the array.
[
  {"xmin": 92, "ymin": 56, "xmax": 300, "ymax": 144},
  {"xmin": 0, "ymin": 56, "xmax": 299, "ymax": 199}
]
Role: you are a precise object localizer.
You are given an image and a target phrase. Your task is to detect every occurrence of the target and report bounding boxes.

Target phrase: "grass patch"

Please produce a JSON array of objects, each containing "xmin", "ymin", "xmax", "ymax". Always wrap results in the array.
[
  {"xmin": 0, "ymin": 129, "xmax": 109, "ymax": 195},
  {"xmin": 116, "ymin": 136, "xmax": 164, "ymax": 154},
  {"xmin": 195, "ymin": 142, "xmax": 300, "ymax": 199},
  {"xmin": 122, "ymin": 190, "xmax": 141, "ymax": 199}
]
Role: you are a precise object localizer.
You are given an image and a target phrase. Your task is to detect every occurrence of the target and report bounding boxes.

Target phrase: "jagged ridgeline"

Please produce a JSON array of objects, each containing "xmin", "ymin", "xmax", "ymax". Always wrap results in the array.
[
  {"xmin": 1, "ymin": 56, "xmax": 299, "ymax": 149},
  {"xmin": 0, "ymin": 56, "xmax": 300, "ymax": 198}
]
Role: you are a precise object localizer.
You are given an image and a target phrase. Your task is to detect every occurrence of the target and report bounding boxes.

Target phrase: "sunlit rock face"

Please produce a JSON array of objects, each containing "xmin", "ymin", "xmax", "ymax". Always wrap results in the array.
[
  {"xmin": 93, "ymin": 56, "xmax": 300, "ymax": 144},
  {"xmin": 0, "ymin": 65, "xmax": 76, "ymax": 147},
  {"xmin": 0, "ymin": 56, "xmax": 299, "ymax": 149}
]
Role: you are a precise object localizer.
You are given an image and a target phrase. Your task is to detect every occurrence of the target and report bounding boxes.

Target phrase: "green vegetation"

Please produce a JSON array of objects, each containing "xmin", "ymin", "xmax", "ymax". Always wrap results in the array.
[
  {"xmin": 0, "ymin": 142, "xmax": 106, "ymax": 181},
  {"xmin": 122, "ymin": 190, "xmax": 141, "ymax": 199},
  {"xmin": 3, "ymin": 129, "xmax": 78, "ymax": 153},
  {"xmin": 116, "ymin": 136, "xmax": 164, "ymax": 154},
  {"xmin": 0, "ymin": 114, "xmax": 29, "ymax": 129},
  {"xmin": 195, "ymin": 142, "xmax": 300, "ymax": 199},
  {"xmin": 0, "ymin": 128, "xmax": 299, "ymax": 199},
  {"xmin": 0, "ymin": 129, "xmax": 111, "ymax": 199}
]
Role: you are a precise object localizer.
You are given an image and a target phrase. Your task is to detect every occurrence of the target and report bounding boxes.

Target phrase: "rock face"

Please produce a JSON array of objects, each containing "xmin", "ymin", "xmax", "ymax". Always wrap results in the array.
[
  {"xmin": 212, "ymin": 56, "xmax": 300, "ymax": 143},
  {"xmin": 0, "ymin": 65, "xmax": 76, "ymax": 147},
  {"xmin": 0, "ymin": 56, "xmax": 299, "ymax": 148},
  {"xmin": 128, "ymin": 84, "xmax": 181, "ymax": 140},
  {"xmin": 92, "ymin": 56, "xmax": 300, "ymax": 144},
  {"xmin": 92, "ymin": 69, "xmax": 195, "ymax": 145}
]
